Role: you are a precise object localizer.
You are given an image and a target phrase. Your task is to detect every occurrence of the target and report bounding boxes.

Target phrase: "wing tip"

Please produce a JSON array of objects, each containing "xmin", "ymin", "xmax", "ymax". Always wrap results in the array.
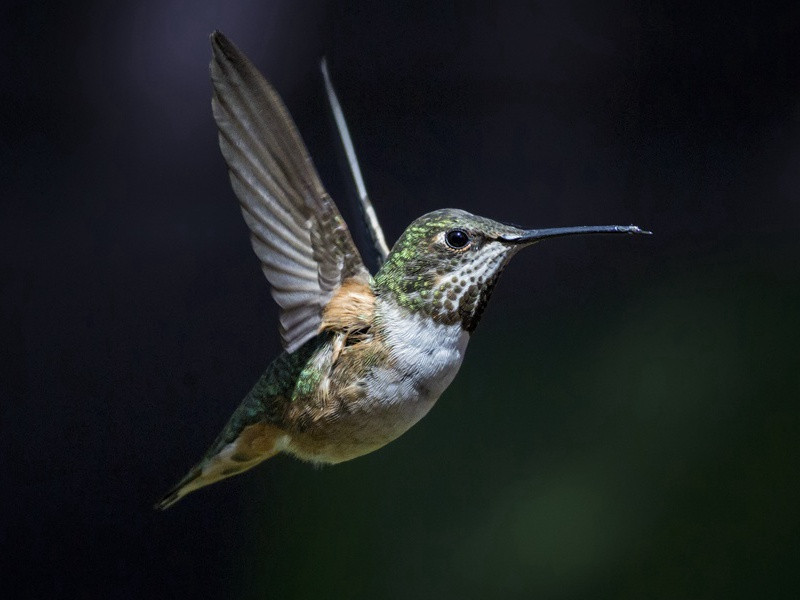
[
  {"xmin": 209, "ymin": 30, "xmax": 244, "ymax": 72},
  {"xmin": 210, "ymin": 30, "xmax": 227, "ymax": 51}
]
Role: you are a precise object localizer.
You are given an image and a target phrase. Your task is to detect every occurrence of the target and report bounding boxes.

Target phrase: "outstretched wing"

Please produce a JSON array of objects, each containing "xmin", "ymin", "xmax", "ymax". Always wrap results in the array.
[
  {"xmin": 210, "ymin": 32, "xmax": 369, "ymax": 353},
  {"xmin": 320, "ymin": 58, "xmax": 390, "ymax": 268}
]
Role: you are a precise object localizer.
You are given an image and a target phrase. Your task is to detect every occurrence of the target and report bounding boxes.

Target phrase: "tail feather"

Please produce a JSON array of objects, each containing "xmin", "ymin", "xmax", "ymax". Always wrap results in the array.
[
  {"xmin": 154, "ymin": 422, "xmax": 290, "ymax": 509},
  {"xmin": 154, "ymin": 466, "xmax": 204, "ymax": 510}
]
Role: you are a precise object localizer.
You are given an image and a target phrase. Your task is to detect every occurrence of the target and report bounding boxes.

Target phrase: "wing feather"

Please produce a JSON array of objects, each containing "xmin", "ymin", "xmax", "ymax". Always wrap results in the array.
[
  {"xmin": 210, "ymin": 32, "xmax": 369, "ymax": 352},
  {"xmin": 320, "ymin": 58, "xmax": 390, "ymax": 267}
]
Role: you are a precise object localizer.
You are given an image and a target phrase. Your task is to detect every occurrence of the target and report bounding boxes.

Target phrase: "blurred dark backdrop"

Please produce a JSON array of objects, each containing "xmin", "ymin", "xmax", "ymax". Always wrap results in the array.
[{"xmin": 2, "ymin": 1, "xmax": 799, "ymax": 598}]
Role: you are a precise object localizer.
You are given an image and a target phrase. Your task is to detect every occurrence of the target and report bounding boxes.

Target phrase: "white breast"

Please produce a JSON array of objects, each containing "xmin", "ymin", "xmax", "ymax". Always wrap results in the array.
[{"xmin": 367, "ymin": 299, "xmax": 470, "ymax": 425}]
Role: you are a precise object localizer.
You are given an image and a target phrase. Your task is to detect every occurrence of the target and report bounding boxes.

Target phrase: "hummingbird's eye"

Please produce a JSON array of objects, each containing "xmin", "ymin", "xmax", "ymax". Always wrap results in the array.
[{"xmin": 445, "ymin": 229, "xmax": 471, "ymax": 250}]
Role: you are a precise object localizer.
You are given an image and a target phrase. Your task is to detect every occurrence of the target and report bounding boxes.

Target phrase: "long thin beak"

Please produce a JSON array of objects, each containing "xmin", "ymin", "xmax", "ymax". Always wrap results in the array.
[{"xmin": 500, "ymin": 224, "xmax": 651, "ymax": 245}]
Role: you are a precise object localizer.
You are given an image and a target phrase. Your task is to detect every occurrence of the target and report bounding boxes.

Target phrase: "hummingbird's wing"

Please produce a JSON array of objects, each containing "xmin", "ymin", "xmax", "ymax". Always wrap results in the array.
[
  {"xmin": 320, "ymin": 58, "xmax": 390, "ymax": 268},
  {"xmin": 210, "ymin": 32, "xmax": 370, "ymax": 353}
]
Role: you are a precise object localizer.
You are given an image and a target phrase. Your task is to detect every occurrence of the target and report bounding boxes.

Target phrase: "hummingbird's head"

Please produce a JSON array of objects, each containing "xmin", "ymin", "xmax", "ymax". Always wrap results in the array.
[{"xmin": 373, "ymin": 208, "xmax": 648, "ymax": 332}]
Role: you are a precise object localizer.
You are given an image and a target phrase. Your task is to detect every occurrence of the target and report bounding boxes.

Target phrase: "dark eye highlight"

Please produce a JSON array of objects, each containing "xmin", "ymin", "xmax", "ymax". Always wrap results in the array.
[{"xmin": 445, "ymin": 229, "xmax": 470, "ymax": 249}]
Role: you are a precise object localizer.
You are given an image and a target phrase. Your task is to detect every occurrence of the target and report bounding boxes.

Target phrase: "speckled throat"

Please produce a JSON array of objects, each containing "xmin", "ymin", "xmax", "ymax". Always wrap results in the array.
[{"xmin": 372, "ymin": 209, "xmax": 525, "ymax": 333}]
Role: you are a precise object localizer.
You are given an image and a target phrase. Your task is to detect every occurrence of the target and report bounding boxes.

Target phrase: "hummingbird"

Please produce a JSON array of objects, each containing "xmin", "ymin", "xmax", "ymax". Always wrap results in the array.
[{"xmin": 155, "ymin": 31, "xmax": 649, "ymax": 510}]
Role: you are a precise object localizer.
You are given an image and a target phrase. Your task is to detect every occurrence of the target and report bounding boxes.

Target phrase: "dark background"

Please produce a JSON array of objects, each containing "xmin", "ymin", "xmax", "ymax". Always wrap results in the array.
[{"xmin": 2, "ymin": 1, "xmax": 799, "ymax": 598}]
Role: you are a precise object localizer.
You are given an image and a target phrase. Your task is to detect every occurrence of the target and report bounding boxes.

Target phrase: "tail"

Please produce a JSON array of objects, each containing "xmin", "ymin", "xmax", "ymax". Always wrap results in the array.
[
  {"xmin": 154, "ymin": 421, "xmax": 290, "ymax": 510},
  {"xmin": 154, "ymin": 466, "xmax": 205, "ymax": 510}
]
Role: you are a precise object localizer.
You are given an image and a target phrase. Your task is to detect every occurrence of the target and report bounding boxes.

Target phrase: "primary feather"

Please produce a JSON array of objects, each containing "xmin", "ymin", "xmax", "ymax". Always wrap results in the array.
[{"xmin": 210, "ymin": 32, "xmax": 369, "ymax": 353}]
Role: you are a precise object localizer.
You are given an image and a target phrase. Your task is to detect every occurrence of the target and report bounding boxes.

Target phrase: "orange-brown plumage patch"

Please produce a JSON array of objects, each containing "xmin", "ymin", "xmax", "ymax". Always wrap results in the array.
[
  {"xmin": 236, "ymin": 421, "xmax": 287, "ymax": 455},
  {"xmin": 154, "ymin": 421, "xmax": 288, "ymax": 509},
  {"xmin": 206, "ymin": 421, "xmax": 287, "ymax": 476},
  {"xmin": 320, "ymin": 277, "xmax": 375, "ymax": 336}
]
